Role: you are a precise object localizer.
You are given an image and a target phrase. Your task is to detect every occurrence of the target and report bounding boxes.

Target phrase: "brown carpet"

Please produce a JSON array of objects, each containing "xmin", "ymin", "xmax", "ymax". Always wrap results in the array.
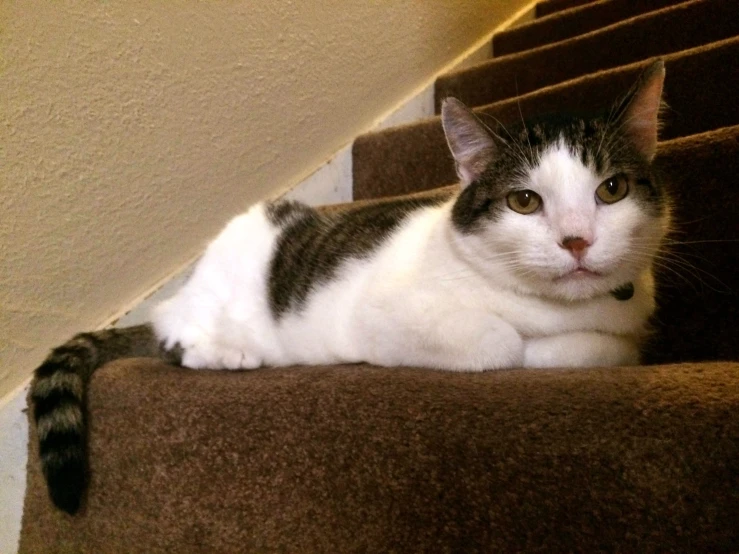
[
  {"xmin": 21, "ymin": 361, "xmax": 739, "ymax": 553},
  {"xmin": 21, "ymin": 1, "xmax": 739, "ymax": 552},
  {"xmin": 437, "ymin": 0, "xmax": 738, "ymax": 112},
  {"xmin": 353, "ymin": 38, "xmax": 739, "ymax": 199},
  {"xmin": 495, "ymin": 0, "xmax": 690, "ymax": 57}
]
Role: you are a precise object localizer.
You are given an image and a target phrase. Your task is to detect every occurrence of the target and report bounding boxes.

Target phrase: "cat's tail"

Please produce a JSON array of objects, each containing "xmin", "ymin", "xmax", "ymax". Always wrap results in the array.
[{"xmin": 30, "ymin": 324, "xmax": 180, "ymax": 514}]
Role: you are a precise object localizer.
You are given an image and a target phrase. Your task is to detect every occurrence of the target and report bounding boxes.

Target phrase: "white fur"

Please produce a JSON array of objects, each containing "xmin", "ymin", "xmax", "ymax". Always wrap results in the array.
[{"xmin": 152, "ymin": 142, "xmax": 667, "ymax": 371}]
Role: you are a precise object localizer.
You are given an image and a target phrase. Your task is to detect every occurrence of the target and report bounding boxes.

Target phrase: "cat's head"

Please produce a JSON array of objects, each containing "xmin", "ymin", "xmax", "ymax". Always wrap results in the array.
[{"xmin": 441, "ymin": 60, "xmax": 670, "ymax": 301}]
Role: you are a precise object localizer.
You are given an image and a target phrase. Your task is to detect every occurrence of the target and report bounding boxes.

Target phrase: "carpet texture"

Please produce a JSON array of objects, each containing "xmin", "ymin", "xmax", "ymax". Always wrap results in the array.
[
  {"xmin": 20, "ymin": 361, "xmax": 739, "ymax": 553},
  {"xmin": 436, "ymin": 0, "xmax": 738, "ymax": 111},
  {"xmin": 494, "ymin": 0, "xmax": 690, "ymax": 57},
  {"xmin": 353, "ymin": 38, "xmax": 739, "ymax": 199},
  {"xmin": 21, "ymin": 0, "xmax": 739, "ymax": 552}
]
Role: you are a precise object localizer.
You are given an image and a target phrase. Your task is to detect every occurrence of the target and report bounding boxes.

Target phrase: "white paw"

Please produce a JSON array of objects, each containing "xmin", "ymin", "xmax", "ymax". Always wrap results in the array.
[
  {"xmin": 524, "ymin": 332, "xmax": 639, "ymax": 368},
  {"xmin": 180, "ymin": 336, "xmax": 261, "ymax": 370}
]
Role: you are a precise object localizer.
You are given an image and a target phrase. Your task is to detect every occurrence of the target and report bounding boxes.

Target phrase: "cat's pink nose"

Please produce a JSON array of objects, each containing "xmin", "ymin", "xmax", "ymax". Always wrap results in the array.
[{"xmin": 560, "ymin": 236, "xmax": 590, "ymax": 258}]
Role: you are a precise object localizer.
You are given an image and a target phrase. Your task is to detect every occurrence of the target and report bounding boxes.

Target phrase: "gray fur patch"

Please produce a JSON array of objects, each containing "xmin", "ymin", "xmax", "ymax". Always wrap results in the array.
[{"xmin": 267, "ymin": 194, "xmax": 452, "ymax": 319}]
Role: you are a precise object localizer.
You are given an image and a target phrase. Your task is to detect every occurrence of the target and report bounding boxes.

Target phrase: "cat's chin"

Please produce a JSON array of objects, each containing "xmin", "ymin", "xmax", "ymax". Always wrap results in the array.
[
  {"xmin": 542, "ymin": 272, "xmax": 617, "ymax": 302},
  {"xmin": 509, "ymin": 273, "xmax": 609, "ymax": 303}
]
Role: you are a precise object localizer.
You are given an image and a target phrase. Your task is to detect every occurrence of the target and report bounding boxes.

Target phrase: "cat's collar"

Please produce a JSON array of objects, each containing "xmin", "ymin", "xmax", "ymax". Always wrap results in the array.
[{"xmin": 610, "ymin": 282, "xmax": 635, "ymax": 301}]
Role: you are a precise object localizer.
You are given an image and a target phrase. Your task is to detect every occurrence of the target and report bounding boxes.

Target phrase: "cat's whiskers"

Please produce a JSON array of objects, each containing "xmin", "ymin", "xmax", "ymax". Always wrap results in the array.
[
  {"xmin": 664, "ymin": 215, "xmax": 713, "ymax": 227},
  {"xmin": 656, "ymin": 254, "xmax": 732, "ymax": 293},
  {"xmin": 653, "ymin": 245, "xmax": 725, "ymax": 270},
  {"xmin": 614, "ymin": 248, "xmax": 699, "ymax": 291},
  {"xmin": 662, "ymin": 238, "xmax": 739, "ymax": 246},
  {"xmin": 650, "ymin": 256, "xmax": 719, "ymax": 294},
  {"xmin": 646, "ymin": 257, "xmax": 702, "ymax": 292},
  {"xmin": 624, "ymin": 242, "xmax": 732, "ymax": 293}
]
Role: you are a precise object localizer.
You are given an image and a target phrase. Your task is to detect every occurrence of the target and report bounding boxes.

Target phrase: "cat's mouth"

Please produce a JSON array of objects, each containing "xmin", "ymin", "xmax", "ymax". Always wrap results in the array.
[{"xmin": 554, "ymin": 267, "xmax": 603, "ymax": 281}]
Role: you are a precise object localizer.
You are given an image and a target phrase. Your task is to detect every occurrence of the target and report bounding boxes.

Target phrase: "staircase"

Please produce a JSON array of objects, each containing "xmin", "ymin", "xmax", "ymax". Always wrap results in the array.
[{"xmin": 20, "ymin": 1, "xmax": 739, "ymax": 552}]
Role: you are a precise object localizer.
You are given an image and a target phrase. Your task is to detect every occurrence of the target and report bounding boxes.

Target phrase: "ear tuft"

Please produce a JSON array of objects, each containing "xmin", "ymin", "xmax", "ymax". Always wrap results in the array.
[
  {"xmin": 441, "ymin": 98, "xmax": 497, "ymax": 188},
  {"xmin": 614, "ymin": 60, "xmax": 665, "ymax": 161}
]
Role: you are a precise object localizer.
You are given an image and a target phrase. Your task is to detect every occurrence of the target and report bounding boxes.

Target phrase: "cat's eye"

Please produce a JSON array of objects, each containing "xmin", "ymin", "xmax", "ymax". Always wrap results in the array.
[
  {"xmin": 506, "ymin": 190, "xmax": 542, "ymax": 215},
  {"xmin": 596, "ymin": 175, "xmax": 629, "ymax": 204}
]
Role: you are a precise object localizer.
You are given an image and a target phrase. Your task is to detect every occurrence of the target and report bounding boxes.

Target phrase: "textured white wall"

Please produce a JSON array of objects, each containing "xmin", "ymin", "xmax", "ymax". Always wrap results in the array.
[{"xmin": 0, "ymin": 0, "xmax": 528, "ymax": 398}]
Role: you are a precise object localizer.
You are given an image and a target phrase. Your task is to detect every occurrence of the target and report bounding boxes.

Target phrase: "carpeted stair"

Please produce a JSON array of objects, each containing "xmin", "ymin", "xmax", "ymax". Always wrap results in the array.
[
  {"xmin": 493, "ymin": 0, "xmax": 693, "ymax": 56},
  {"xmin": 353, "ymin": 37, "xmax": 739, "ymax": 199},
  {"xmin": 434, "ymin": 0, "xmax": 737, "ymax": 109},
  {"xmin": 20, "ymin": 1, "xmax": 739, "ymax": 552}
]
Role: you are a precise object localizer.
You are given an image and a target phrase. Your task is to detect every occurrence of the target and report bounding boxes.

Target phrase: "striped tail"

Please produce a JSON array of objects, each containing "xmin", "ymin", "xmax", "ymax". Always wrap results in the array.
[{"xmin": 30, "ymin": 324, "xmax": 180, "ymax": 514}]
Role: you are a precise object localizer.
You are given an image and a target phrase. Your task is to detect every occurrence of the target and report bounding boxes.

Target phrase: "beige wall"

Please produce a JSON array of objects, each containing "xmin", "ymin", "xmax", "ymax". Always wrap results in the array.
[{"xmin": 0, "ymin": 0, "xmax": 527, "ymax": 398}]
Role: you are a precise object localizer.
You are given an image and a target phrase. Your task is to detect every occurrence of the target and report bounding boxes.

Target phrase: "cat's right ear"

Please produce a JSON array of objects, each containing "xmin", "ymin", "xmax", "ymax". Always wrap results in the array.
[{"xmin": 441, "ymin": 98, "xmax": 498, "ymax": 188}]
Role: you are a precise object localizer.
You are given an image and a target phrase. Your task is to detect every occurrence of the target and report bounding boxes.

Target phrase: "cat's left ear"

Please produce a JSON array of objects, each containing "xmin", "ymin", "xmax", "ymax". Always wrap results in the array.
[
  {"xmin": 441, "ymin": 98, "xmax": 498, "ymax": 188},
  {"xmin": 613, "ymin": 60, "xmax": 665, "ymax": 161}
]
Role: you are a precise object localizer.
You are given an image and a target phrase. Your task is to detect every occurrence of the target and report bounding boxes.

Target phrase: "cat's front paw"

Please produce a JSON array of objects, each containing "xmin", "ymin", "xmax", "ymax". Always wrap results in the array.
[
  {"xmin": 180, "ymin": 337, "xmax": 261, "ymax": 370},
  {"xmin": 523, "ymin": 332, "xmax": 639, "ymax": 368}
]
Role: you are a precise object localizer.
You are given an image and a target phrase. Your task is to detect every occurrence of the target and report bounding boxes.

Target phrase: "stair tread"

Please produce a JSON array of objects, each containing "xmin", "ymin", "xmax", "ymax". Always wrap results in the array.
[
  {"xmin": 496, "ymin": 0, "xmax": 693, "ymax": 57},
  {"xmin": 436, "ymin": 0, "xmax": 737, "ymax": 112},
  {"xmin": 21, "ymin": 358, "xmax": 739, "ymax": 552},
  {"xmin": 354, "ymin": 37, "xmax": 739, "ymax": 200}
]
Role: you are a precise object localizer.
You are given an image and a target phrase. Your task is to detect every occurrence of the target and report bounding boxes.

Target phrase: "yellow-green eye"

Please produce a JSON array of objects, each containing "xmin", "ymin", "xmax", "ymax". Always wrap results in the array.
[
  {"xmin": 596, "ymin": 175, "xmax": 629, "ymax": 204},
  {"xmin": 506, "ymin": 190, "xmax": 542, "ymax": 214}
]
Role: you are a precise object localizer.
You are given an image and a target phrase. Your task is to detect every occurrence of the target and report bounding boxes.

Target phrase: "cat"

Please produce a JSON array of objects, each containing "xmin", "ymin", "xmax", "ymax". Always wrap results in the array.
[{"xmin": 31, "ymin": 60, "xmax": 670, "ymax": 514}]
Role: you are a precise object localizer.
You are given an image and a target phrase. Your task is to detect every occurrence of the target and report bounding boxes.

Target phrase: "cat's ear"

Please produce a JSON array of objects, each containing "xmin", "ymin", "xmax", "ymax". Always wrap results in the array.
[
  {"xmin": 613, "ymin": 60, "xmax": 665, "ymax": 161},
  {"xmin": 441, "ymin": 98, "xmax": 498, "ymax": 188}
]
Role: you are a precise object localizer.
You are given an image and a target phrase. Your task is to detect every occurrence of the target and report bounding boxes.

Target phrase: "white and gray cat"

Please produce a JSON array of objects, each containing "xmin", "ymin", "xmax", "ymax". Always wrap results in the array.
[{"xmin": 32, "ymin": 61, "xmax": 669, "ymax": 513}]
